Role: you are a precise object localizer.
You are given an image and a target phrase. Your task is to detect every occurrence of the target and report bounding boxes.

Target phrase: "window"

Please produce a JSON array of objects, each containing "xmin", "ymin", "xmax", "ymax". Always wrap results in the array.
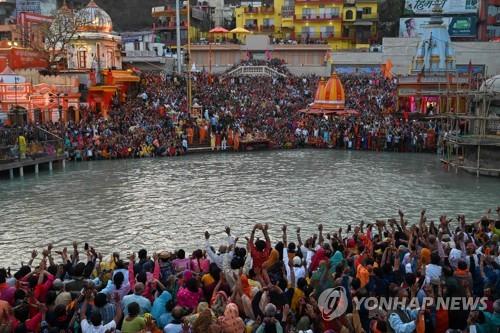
[
  {"xmin": 107, "ymin": 50, "xmax": 114, "ymax": 68},
  {"xmin": 263, "ymin": 18, "xmax": 274, "ymax": 27},
  {"xmin": 302, "ymin": 8, "xmax": 312, "ymax": 19},
  {"xmin": 345, "ymin": 10, "xmax": 353, "ymax": 20},
  {"xmin": 77, "ymin": 50, "xmax": 87, "ymax": 69},
  {"xmin": 320, "ymin": 26, "xmax": 334, "ymax": 38},
  {"xmin": 363, "ymin": 7, "xmax": 372, "ymax": 14}
]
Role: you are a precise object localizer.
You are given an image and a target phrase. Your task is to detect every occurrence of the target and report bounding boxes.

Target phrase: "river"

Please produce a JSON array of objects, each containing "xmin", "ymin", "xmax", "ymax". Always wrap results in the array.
[{"xmin": 0, "ymin": 150, "xmax": 499, "ymax": 267}]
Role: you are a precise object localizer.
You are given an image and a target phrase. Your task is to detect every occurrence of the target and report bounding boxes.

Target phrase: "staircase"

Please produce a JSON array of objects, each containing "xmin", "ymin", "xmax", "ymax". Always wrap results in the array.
[{"xmin": 225, "ymin": 65, "xmax": 287, "ymax": 78}]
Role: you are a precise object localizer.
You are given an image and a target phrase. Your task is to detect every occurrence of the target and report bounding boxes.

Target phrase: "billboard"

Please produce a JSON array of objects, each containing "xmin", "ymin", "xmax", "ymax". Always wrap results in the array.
[
  {"xmin": 404, "ymin": 0, "xmax": 478, "ymax": 15},
  {"xmin": 399, "ymin": 16, "xmax": 477, "ymax": 38}
]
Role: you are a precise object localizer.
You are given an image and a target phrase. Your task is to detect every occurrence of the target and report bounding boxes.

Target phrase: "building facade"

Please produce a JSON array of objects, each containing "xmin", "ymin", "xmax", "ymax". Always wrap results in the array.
[
  {"xmin": 66, "ymin": 0, "xmax": 122, "ymax": 71},
  {"xmin": 235, "ymin": 0, "xmax": 378, "ymax": 49}
]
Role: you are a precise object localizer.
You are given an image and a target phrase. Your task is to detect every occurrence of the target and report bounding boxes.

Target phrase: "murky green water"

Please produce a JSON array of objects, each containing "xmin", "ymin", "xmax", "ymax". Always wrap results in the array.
[{"xmin": 0, "ymin": 150, "xmax": 499, "ymax": 267}]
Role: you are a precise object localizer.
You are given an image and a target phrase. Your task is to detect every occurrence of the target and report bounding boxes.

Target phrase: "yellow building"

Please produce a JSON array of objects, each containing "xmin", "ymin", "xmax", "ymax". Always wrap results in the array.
[{"xmin": 235, "ymin": 0, "xmax": 378, "ymax": 50}]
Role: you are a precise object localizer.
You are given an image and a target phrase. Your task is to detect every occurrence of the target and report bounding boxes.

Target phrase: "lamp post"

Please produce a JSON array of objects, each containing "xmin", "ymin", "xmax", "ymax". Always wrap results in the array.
[{"xmin": 49, "ymin": 92, "xmax": 68, "ymax": 124}]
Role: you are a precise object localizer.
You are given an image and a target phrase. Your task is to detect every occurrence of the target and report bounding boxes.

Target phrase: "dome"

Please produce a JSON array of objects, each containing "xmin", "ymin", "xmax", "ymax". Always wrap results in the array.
[
  {"xmin": 77, "ymin": 0, "xmax": 113, "ymax": 33},
  {"xmin": 480, "ymin": 75, "xmax": 500, "ymax": 94},
  {"xmin": 313, "ymin": 72, "xmax": 345, "ymax": 110}
]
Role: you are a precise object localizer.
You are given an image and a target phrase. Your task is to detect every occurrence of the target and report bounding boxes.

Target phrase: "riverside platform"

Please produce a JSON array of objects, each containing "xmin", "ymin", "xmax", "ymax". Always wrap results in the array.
[{"xmin": 0, "ymin": 155, "xmax": 66, "ymax": 179}]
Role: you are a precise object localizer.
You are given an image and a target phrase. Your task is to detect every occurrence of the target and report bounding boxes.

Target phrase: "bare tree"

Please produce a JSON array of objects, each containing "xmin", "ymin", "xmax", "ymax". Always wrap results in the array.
[{"xmin": 31, "ymin": 7, "xmax": 91, "ymax": 73}]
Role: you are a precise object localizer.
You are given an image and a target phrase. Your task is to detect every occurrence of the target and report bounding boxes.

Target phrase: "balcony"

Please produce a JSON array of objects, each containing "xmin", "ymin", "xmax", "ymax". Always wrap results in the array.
[
  {"xmin": 152, "ymin": 6, "xmax": 187, "ymax": 17},
  {"xmin": 153, "ymin": 21, "xmax": 188, "ymax": 30},
  {"xmin": 244, "ymin": 24, "xmax": 259, "ymax": 31},
  {"xmin": 260, "ymin": 6, "xmax": 275, "ymax": 14},
  {"xmin": 487, "ymin": 14, "xmax": 500, "ymax": 25},
  {"xmin": 281, "ymin": 5, "xmax": 295, "ymax": 17},
  {"xmin": 296, "ymin": 0, "xmax": 343, "ymax": 4},
  {"xmin": 356, "ymin": 13, "xmax": 378, "ymax": 20},
  {"xmin": 244, "ymin": 6, "xmax": 259, "ymax": 13},
  {"xmin": 294, "ymin": 32, "xmax": 353, "ymax": 43},
  {"xmin": 260, "ymin": 25, "xmax": 275, "ymax": 32},
  {"xmin": 295, "ymin": 13, "xmax": 341, "ymax": 21}
]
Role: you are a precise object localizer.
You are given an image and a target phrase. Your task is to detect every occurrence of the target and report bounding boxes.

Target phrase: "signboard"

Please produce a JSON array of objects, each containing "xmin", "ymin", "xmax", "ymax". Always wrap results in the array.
[
  {"xmin": 16, "ymin": 0, "xmax": 56, "ymax": 16},
  {"xmin": 404, "ymin": 0, "xmax": 478, "ymax": 15},
  {"xmin": 399, "ymin": 16, "xmax": 477, "ymax": 38}
]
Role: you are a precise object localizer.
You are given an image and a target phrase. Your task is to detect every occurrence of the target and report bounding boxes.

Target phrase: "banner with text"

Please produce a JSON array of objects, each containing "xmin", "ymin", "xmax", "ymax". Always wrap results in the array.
[
  {"xmin": 399, "ymin": 16, "xmax": 477, "ymax": 38},
  {"xmin": 404, "ymin": 0, "xmax": 478, "ymax": 15}
]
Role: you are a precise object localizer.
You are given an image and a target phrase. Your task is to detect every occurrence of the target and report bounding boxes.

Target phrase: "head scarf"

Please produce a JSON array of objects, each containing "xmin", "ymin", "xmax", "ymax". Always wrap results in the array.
[
  {"xmin": 151, "ymin": 291, "xmax": 172, "ymax": 322},
  {"xmin": 219, "ymin": 303, "xmax": 245, "ymax": 333}
]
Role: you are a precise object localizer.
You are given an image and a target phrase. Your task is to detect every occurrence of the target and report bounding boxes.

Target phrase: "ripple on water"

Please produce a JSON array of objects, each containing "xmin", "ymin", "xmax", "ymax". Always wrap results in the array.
[{"xmin": 1, "ymin": 150, "xmax": 499, "ymax": 267}]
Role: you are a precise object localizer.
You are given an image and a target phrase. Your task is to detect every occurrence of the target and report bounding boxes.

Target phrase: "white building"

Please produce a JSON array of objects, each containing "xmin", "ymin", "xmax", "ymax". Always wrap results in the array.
[{"xmin": 65, "ymin": 0, "xmax": 122, "ymax": 71}]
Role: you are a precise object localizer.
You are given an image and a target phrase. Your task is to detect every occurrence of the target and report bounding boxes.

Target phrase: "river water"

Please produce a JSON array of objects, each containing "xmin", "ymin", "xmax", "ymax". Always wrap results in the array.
[{"xmin": 0, "ymin": 150, "xmax": 499, "ymax": 267}]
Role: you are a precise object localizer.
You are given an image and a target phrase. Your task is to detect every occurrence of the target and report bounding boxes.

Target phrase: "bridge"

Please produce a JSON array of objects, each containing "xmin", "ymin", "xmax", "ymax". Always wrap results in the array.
[{"xmin": 225, "ymin": 65, "xmax": 287, "ymax": 78}]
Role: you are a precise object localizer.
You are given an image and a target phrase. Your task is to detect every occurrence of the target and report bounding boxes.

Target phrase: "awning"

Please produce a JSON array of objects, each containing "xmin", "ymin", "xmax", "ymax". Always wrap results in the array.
[{"xmin": 102, "ymin": 70, "xmax": 140, "ymax": 83}]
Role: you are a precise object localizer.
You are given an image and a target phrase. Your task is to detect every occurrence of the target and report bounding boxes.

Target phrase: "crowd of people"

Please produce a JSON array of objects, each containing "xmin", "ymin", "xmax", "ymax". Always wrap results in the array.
[
  {"xmin": 0, "ymin": 208, "xmax": 498, "ymax": 333},
  {"xmin": 0, "ymin": 60, "xmax": 446, "ymax": 161}
]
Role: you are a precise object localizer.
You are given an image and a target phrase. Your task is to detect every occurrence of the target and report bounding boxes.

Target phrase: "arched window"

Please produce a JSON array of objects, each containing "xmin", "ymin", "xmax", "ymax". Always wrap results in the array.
[{"xmin": 345, "ymin": 10, "xmax": 353, "ymax": 20}]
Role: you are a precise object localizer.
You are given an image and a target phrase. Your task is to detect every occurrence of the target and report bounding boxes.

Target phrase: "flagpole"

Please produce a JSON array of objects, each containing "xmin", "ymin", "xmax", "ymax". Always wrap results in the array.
[{"xmin": 187, "ymin": 0, "xmax": 192, "ymax": 115}]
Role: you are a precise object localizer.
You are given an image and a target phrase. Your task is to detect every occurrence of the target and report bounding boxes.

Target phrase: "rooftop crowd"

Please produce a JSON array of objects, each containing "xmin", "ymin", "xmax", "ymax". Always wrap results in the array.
[
  {"xmin": 0, "ymin": 208, "xmax": 499, "ymax": 333},
  {"xmin": 1, "ymin": 60, "xmax": 443, "ymax": 161}
]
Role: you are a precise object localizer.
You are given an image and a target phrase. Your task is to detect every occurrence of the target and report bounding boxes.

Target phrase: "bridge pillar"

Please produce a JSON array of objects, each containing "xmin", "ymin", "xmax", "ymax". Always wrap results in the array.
[
  {"xmin": 9, "ymin": 169, "xmax": 13, "ymax": 179},
  {"xmin": 49, "ymin": 161, "xmax": 53, "ymax": 171},
  {"xmin": 35, "ymin": 164, "xmax": 39, "ymax": 174},
  {"xmin": 62, "ymin": 159, "xmax": 66, "ymax": 169},
  {"xmin": 19, "ymin": 166, "xmax": 24, "ymax": 177}
]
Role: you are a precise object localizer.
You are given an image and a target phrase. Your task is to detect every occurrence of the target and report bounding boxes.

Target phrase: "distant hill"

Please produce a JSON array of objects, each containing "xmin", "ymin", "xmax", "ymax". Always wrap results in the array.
[{"xmin": 60, "ymin": 0, "xmax": 167, "ymax": 31}]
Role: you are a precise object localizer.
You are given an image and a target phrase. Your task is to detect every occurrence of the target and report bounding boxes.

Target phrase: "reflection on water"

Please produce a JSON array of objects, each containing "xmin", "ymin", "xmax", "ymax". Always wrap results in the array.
[{"xmin": 0, "ymin": 150, "xmax": 499, "ymax": 267}]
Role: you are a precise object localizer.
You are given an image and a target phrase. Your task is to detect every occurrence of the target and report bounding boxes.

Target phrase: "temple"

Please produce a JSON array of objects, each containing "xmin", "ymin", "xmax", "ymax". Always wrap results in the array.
[
  {"xmin": 302, "ymin": 72, "xmax": 359, "ymax": 117},
  {"xmin": 397, "ymin": 3, "xmax": 470, "ymax": 115}
]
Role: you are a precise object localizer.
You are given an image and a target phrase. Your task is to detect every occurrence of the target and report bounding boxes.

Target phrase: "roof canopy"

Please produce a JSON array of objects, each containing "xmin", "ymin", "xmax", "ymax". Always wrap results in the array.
[{"xmin": 209, "ymin": 26, "xmax": 229, "ymax": 33}]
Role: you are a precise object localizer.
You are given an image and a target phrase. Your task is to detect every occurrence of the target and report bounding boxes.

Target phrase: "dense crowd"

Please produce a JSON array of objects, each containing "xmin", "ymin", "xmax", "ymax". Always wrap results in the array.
[
  {"xmin": 0, "ymin": 208, "xmax": 498, "ymax": 333},
  {"xmin": 1, "ymin": 61, "xmax": 445, "ymax": 161}
]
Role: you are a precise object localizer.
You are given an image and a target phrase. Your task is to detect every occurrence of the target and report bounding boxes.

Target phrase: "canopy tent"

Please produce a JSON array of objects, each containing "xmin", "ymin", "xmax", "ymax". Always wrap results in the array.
[
  {"xmin": 230, "ymin": 27, "xmax": 251, "ymax": 34},
  {"xmin": 209, "ymin": 26, "xmax": 229, "ymax": 33}
]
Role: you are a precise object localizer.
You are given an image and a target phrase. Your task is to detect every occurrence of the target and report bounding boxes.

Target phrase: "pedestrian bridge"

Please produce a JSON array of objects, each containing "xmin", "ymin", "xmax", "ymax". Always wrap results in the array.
[{"xmin": 225, "ymin": 65, "xmax": 287, "ymax": 78}]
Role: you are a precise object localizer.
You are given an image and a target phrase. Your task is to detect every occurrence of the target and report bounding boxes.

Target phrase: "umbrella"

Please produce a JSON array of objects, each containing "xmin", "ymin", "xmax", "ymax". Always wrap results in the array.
[
  {"xmin": 209, "ymin": 26, "xmax": 229, "ymax": 33},
  {"xmin": 230, "ymin": 27, "xmax": 250, "ymax": 34}
]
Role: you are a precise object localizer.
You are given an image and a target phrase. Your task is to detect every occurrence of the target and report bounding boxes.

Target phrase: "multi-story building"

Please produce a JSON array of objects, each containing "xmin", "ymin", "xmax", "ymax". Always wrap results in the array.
[
  {"xmin": 152, "ymin": 4, "xmax": 189, "ymax": 47},
  {"xmin": 234, "ymin": 0, "xmax": 378, "ymax": 49},
  {"xmin": 478, "ymin": 0, "xmax": 499, "ymax": 40},
  {"xmin": 152, "ymin": 2, "xmax": 209, "ymax": 48}
]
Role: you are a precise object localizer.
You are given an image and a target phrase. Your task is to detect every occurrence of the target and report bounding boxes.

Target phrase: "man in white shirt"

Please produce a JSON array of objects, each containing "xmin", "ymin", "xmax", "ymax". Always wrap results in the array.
[{"xmin": 81, "ymin": 293, "xmax": 122, "ymax": 333}]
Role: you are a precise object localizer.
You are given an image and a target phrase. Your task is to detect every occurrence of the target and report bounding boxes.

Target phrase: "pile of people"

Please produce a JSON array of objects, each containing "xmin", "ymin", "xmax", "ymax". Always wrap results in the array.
[
  {"xmin": 1, "ymin": 61, "xmax": 445, "ymax": 161},
  {"xmin": 0, "ymin": 208, "xmax": 499, "ymax": 333}
]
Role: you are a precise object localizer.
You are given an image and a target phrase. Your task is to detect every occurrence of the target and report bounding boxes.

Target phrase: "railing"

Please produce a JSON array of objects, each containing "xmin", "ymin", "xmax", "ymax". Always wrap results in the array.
[
  {"xmin": 244, "ymin": 6, "xmax": 259, "ymax": 13},
  {"xmin": 281, "ymin": 5, "xmax": 295, "ymax": 17},
  {"xmin": 357, "ymin": 13, "xmax": 378, "ymax": 20},
  {"xmin": 153, "ymin": 22, "xmax": 188, "ymax": 30},
  {"xmin": 295, "ymin": 13, "xmax": 341, "ymax": 20},
  {"xmin": 260, "ymin": 6, "xmax": 275, "ymax": 14},
  {"xmin": 244, "ymin": 24, "xmax": 259, "ymax": 31},
  {"xmin": 226, "ymin": 65, "xmax": 287, "ymax": 78},
  {"xmin": 124, "ymin": 50, "xmax": 161, "ymax": 57},
  {"xmin": 260, "ymin": 25, "xmax": 275, "ymax": 32},
  {"xmin": 0, "ymin": 128, "xmax": 64, "ymax": 163}
]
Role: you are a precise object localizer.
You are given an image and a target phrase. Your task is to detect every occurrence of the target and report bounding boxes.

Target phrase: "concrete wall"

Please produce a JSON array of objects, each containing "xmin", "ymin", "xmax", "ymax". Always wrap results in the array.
[{"xmin": 325, "ymin": 38, "xmax": 500, "ymax": 76}]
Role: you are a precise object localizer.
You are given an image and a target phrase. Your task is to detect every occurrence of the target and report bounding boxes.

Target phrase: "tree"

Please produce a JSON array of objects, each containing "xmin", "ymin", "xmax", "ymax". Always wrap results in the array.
[{"xmin": 31, "ymin": 6, "xmax": 91, "ymax": 73}]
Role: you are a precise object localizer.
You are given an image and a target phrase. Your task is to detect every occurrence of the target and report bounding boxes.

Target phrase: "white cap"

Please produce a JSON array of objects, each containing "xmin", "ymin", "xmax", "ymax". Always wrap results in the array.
[{"xmin": 293, "ymin": 256, "xmax": 302, "ymax": 266}]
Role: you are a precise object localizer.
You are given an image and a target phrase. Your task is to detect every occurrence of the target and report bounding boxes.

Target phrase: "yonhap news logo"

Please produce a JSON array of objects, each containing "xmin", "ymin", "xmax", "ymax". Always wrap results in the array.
[{"xmin": 318, "ymin": 286, "xmax": 349, "ymax": 321}]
